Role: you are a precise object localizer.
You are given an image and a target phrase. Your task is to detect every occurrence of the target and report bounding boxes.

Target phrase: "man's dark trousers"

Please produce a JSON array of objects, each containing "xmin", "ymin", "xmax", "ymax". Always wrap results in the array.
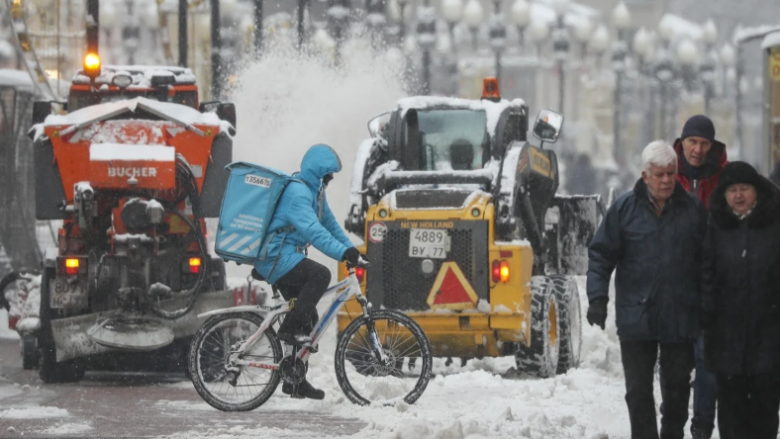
[
  {"xmin": 621, "ymin": 340, "xmax": 695, "ymax": 439},
  {"xmin": 716, "ymin": 373, "xmax": 780, "ymax": 439}
]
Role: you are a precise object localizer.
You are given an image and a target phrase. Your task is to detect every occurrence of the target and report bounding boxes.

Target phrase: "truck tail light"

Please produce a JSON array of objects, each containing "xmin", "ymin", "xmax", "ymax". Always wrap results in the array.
[
  {"xmin": 188, "ymin": 257, "xmax": 201, "ymax": 274},
  {"xmin": 500, "ymin": 260, "xmax": 510, "ymax": 283},
  {"xmin": 65, "ymin": 258, "xmax": 80, "ymax": 275},
  {"xmin": 492, "ymin": 260, "xmax": 501, "ymax": 282}
]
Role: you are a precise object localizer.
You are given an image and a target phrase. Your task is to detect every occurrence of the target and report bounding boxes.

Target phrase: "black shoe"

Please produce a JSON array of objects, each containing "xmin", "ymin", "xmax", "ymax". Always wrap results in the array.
[
  {"xmin": 277, "ymin": 331, "xmax": 313, "ymax": 346},
  {"xmin": 282, "ymin": 379, "xmax": 325, "ymax": 400},
  {"xmin": 691, "ymin": 421, "xmax": 714, "ymax": 439}
]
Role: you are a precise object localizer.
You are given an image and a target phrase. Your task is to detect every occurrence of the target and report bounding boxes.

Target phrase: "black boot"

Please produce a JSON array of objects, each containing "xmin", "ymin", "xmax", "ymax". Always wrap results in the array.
[
  {"xmin": 282, "ymin": 379, "xmax": 325, "ymax": 400},
  {"xmin": 690, "ymin": 421, "xmax": 713, "ymax": 439}
]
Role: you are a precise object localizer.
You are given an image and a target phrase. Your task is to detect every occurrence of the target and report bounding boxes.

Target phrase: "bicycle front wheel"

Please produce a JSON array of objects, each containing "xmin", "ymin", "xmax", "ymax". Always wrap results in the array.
[
  {"xmin": 188, "ymin": 312, "xmax": 283, "ymax": 411},
  {"xmin": 335, "ymin": 309, "xmax": 432, "ymax": 406}
]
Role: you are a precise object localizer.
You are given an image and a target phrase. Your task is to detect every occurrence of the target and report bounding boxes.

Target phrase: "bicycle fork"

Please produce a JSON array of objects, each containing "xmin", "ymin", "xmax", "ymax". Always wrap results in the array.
[{"xmin": 357, "ymin": 295, "xmax": 389, "ymax": 365}]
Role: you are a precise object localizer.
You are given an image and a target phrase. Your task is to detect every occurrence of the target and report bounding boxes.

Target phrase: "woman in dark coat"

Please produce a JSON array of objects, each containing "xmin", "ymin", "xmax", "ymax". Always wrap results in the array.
[{"xmin": 702, "ymin": 161, "xmax": 780, "ymax": 439}]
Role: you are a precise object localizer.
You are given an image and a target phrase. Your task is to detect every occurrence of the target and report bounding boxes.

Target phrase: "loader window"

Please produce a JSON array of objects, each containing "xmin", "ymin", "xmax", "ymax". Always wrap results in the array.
[{"xmin": 406, "ymin": 109, "xmax": 489, "ymax": 171}]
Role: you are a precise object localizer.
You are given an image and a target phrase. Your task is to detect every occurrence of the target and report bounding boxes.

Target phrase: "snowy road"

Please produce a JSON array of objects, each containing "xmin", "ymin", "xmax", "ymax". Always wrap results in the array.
[{"xmin": 0, "ymin": 279, "xmax": 715, "ymax": 438}]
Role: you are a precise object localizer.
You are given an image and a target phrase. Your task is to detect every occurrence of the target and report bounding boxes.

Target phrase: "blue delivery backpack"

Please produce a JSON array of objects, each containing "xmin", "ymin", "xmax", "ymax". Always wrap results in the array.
[{"xmin": 215, "ymin": 162, "xmax": 300, "ymax": 265}]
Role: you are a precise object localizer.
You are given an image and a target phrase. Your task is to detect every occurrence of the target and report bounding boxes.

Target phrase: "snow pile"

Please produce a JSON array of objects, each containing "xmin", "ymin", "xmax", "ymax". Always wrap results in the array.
[
  {"xmin": 38, "ymin": 422, "xmax": 93, "ymax": 435},
  {"xmin": 228, "ymin": 42, "xmax": 407, "ymax": 278},
  {"xmin": 0, "ymin": 406, "xmax": 69, "ymax": 419},
  {"xmin": 159, "ymin": 277, "xmax": 637, "ymax": 439}
]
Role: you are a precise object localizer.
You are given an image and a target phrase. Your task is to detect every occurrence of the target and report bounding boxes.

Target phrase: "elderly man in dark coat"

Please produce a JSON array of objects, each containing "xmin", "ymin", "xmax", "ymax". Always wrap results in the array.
[
  {"xmin": 586, "ymin": 140, "xmax": 708, "ymax": 439},
  {"xmin": 701, "ymin": 161, "xmax": 780, "ymax": 439}
]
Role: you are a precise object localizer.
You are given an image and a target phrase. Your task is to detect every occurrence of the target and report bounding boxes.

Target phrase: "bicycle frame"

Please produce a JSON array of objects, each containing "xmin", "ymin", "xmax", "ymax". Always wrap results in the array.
[{"xmin": 206, "ymin": 267, "xmax": 386, "ymax": 373}]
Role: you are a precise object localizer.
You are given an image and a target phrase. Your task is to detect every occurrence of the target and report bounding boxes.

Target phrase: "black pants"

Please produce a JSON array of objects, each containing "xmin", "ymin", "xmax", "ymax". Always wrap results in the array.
[
  {"xmin": 716, "ymin": 373, "xmax": 780, "ymax": 439},
  {"xmin": 275, "ymin": 259, "xmax": 331, "ymax": 336},
  {"xmin": 620, "ymin": 340, "xmax": 694, "ymax": 439}
]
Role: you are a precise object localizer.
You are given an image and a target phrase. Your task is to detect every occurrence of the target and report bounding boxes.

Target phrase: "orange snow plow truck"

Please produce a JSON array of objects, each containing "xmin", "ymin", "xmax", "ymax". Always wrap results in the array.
[{"xmin": 29, "ymin": 55, "xmax": 236, "ymax": 382}]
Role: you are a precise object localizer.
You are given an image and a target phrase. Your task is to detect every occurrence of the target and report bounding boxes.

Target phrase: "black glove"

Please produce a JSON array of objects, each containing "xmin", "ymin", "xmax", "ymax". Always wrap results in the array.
[
  {"xmin": 587, "ymin": 297, "xmax": 608, "ymax": 330},
  {"xmin": 343, "ymin": 247, "xmax": 361, "ymax": 265}
]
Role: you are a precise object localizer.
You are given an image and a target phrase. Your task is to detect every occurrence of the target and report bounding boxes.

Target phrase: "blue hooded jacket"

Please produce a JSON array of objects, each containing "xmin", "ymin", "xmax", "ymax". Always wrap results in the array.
[{"xmin": 253, "ymin": 144, "xmax": 353, "ymax": 284}]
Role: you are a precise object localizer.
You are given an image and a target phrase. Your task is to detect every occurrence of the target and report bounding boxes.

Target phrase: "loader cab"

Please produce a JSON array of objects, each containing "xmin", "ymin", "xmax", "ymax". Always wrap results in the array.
[{"xmin": 382, "ymin": 98, "xmax": 529, "ymax": 173}]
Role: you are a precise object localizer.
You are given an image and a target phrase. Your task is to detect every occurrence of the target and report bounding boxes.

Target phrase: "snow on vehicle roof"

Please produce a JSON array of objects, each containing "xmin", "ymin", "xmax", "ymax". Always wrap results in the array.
[
  {"xmin": 38, "ymin": 97, "xmax": 226, "ymax": 140},
  {"xmin": 762, "ymin": 30, "xmax": 780, "ymax": 49},
  {"xmin": 0, "ymin": 69, "xmax": 35, "ymax": 92},
  {"xmin": 90, "ymin": 143, "xmax": 175, "ymax": 162},
  {"xmin": 397, "ymin": 96, "xmax": 526, "ymax": 138},
  {"xmin": 72, "ymin": 65, "xmax": 197, "ymax": 87},
  {"xmin": 735, "ymin": 25, "xmax": 780, "ymax": 44}
]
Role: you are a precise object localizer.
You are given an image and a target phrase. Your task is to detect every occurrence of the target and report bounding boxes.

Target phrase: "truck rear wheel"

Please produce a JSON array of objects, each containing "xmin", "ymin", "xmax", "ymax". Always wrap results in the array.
[
  {"xmin": 549, "ymin": 275, "xmax": 582, "ymax": 374},
  {"xmin": 38, "ymin": 267, "xmax": 86, "ymax": 383},
  {"xmin": 514, "ymin": 276, "xmax": 560, "ymax": 378}
]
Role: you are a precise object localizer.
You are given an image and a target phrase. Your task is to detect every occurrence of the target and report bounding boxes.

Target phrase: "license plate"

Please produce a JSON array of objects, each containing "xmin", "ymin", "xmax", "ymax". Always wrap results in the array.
[
  {"xmin": 50, "ymin": 278, "xmax": 87, "ymax": 309},
  {"xmin": 409, "ymin": 229, "xmax": 449, "ymax": 259}
]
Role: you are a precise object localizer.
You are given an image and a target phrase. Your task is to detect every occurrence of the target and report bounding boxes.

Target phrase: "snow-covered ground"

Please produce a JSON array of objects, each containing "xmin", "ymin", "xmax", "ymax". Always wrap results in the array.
[{"xmin": 150, "ymin": 277, "xmax": 701, "ymax": 439}]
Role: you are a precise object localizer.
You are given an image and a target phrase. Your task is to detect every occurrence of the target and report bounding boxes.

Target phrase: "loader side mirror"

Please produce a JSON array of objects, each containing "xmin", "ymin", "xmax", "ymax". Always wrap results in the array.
[
  {"xmin": 199, "ymin": 101, "xmax": 220, "ymax": 113},
  {"xmin": 217, "ymin": 103, "xmax": 236, "ymax": 134},
  {"xmin": 32, "ymin": 101, "xmax": 52, "ymax": 125},
  {"xmin": 368, "ymin": 112, "xmax": 391, "ymax": 139},
  {"xmin": 532, "ymin": 109, "xmax": 564, "ymax": 144}
]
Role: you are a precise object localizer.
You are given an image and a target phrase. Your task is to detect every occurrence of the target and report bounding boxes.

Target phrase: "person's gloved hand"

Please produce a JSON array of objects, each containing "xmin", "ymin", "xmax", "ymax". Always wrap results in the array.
[
  {"xmin": 343, "ymin": 247, "xmax": 361, "ymax": 265},
  {"xmin": 587, "ymin": 297, "xmax": 608, "ymax": 330}
]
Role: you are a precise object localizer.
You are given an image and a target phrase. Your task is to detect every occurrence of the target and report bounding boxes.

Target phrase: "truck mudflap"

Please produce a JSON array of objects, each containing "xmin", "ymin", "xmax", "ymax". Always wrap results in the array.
[{"xmin": 50, "ymin": 290, "xmax": 233, "ymax": 362}]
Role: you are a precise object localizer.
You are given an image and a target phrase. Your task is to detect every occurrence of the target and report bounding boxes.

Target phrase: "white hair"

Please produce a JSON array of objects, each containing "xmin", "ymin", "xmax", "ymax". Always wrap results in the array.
[{"xmin": 641, "ymin": 140, "xmax": 677, "ymax": 172}]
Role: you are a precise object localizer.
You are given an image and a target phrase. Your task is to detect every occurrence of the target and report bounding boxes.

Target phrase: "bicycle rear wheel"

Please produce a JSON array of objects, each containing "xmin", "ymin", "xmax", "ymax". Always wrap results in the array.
[
  {"xmin": 335, "ymin": 309, "xmax": 432, "ymax": 405},
  {"xmin": 189, "ymin": 313, "xmax": 283, "ymax": 411}
]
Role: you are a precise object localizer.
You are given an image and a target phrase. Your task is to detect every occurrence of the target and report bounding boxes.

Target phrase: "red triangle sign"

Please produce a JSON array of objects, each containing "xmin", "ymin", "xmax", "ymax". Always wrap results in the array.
[{"xmin": 426, "ymin": 262, "xmax": 479, "ymax": 310}]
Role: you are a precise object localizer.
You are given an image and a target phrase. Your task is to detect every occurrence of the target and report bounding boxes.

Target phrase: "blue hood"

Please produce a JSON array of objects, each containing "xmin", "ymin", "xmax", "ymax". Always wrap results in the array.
[{"xmin": 299, "ymin": 144, "xmax": 342, "ymax": 189}]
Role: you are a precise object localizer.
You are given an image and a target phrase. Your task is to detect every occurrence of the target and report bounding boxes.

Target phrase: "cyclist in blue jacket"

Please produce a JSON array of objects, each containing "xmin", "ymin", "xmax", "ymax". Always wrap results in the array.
[{"xmin": 253, "ymin": 144, "xmax": 362, "ymax": 399}]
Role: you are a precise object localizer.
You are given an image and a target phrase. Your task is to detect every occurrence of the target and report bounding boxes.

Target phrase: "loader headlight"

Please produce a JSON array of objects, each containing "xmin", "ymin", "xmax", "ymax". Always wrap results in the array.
[
  {"xmin": 471, "ymin": 208, "xmax": 481, "ymax": 217},
  {"xmin": 378, "ymin": 209, "xmax": 388, "ymax": 218}
]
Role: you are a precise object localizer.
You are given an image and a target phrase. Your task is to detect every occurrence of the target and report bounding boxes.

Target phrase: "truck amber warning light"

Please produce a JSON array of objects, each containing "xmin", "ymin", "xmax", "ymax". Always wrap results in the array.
[{"xmin": 84, "ymin": 53, "xmax": 101, "ymax": 78}]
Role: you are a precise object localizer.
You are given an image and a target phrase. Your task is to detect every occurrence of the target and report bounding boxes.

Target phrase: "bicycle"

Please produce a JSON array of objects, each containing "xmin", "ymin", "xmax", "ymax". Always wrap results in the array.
[{"xmin": 188, "ymin": 260, "xmax": 433, "ymax": 411}]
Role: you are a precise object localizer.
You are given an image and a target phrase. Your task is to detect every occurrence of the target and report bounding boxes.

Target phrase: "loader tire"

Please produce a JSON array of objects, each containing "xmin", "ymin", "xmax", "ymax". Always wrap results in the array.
[
  {"xmin": 38, "ymin": 268, "xmax": 85, "ymax": 384},
  {"xmin": 550, "ymin": 275, "xmax": 582, "ymax": 374},
  {"xmin": 514, "ymin": 276, "xmax": 560, "ymax": 378}
]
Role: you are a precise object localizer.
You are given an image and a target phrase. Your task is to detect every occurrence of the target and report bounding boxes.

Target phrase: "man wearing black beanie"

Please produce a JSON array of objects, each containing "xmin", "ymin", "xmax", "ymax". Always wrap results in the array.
[{"xmin": 669, "ymin": 114, "xmax": 728, "ymax": 439}]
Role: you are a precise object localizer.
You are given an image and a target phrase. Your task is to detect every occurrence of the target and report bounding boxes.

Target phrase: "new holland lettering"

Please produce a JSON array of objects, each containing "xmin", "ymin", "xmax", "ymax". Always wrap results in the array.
[{"xmin": 108, "ymin": 167, "xmax": 158, "ymax": 178}]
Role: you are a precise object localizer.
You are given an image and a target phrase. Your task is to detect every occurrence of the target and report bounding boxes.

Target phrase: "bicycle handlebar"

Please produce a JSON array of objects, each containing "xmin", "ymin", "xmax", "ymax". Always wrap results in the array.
[{"xmin": 346, "ymin": 256, "xmax": 369, "ymax": 270}]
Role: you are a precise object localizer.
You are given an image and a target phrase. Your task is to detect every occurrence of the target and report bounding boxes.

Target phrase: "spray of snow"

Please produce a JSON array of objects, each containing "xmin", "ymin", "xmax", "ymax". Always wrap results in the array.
[{"xmin": 226, "ymin": 42, "xmax": 407, "ymax": 278}]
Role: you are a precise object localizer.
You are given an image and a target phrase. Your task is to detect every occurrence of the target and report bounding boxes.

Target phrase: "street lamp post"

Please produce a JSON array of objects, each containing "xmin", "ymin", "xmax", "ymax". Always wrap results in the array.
[
  {"xmin": 510, "ymin": 0, "xmax": 529, "ymax": 49},
  {"xmin": 488, "ymin": 1, "xmax": 507, "ymax": 85},
  {"xmin": 528, "ymin": 18, "xmax": 549, "ymax": 58},
  {"xmin": 179, "ymin": 0, "xmax": 188, "ymax": 67},
  {"xmin": 676, "ymin": 38, "xmax": 700, "ymax": 94},
  {"xmin": 416, "ymin": 0, "xmax": 436, "ymax": 94},
  {"xmin": 366, "ymin": 0, "xmax": 386, "ymax": 49},
  {"xmin": 701, "ymin": 19, "xmax": 718, "ymax": 113},
  {"xmin": 254, "ymin": 0, "xmax": 263, "ymax": 56},
  {"xmin": 327, "ymin": 0, "xmax": 351, "ymax": 65},
  {"xmin": 611, "ymin": 1, "xmax": 631, "ymax": 165},
  {"xmin": 552, "ymin": 0, "xmax": 569, "ymax": 114},
  {"xmin": 463, "ymin": 0, "xmax": 483, "ymax": 52},
  {"xmin": 211, "ymin": 0, "xmax": 222, "ymax": 99},
  {"xmin": 442, "ymin": 0, "xmax": 463, "ymax": 53},
  {"xmin": 590, "ymin": 24, "xmax": 609, "ymax": 69},
  {"xmin": 633, "ymin": 27, "xmax": 654, "ymax": 146}
]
